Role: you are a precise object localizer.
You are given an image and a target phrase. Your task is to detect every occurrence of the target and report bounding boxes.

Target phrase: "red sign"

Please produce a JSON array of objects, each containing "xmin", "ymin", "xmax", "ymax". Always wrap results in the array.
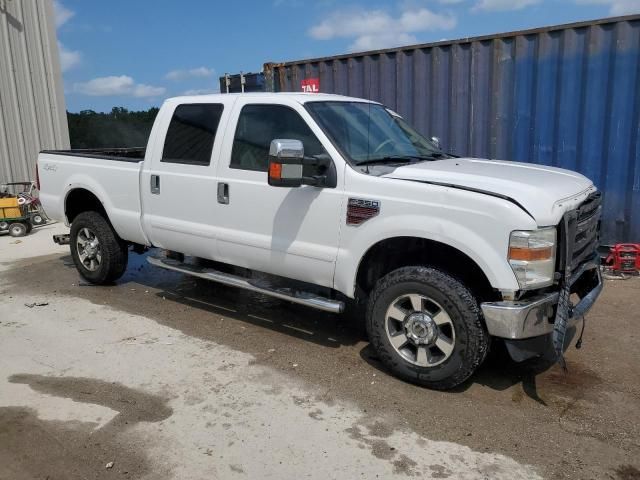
[{"xmin": 301, "ymin": 78, "xmax": 320, "ymax": 93}]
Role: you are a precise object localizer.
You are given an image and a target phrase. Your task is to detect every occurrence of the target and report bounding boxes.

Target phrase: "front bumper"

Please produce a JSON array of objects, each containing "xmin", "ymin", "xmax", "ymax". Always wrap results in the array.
[{"xmin": 480, "ymin": 261, "xmax": 602, "ymax": 340}]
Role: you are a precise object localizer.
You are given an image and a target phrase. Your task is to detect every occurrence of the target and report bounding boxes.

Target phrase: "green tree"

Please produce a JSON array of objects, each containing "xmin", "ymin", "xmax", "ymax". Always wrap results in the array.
[{"xmin": 67, "ymin": 107, "xmax": 160, "ymax": 148}]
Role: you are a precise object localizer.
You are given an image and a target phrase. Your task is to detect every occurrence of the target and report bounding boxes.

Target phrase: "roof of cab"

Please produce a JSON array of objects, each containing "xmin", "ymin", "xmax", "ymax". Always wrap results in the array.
[{"xmin": 165, "ymin": 92, "xmax": 378, "ymax": 105}]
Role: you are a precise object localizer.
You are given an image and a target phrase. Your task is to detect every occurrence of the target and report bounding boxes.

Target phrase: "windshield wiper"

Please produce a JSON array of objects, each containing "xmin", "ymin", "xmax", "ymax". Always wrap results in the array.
[
  {"xmin": 356, "ymin": 157, "xmax": 413, "ymax": 166},
  {"xmin": 356, "ymin": 154, "xmax": 445, "ymax": 166}
]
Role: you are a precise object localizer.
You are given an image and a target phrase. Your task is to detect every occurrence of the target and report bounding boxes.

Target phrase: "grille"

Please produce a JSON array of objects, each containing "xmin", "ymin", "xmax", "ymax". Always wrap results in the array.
[{"xmin": 566, "ymin": 191, "xmax": 602, "ymax": 277}]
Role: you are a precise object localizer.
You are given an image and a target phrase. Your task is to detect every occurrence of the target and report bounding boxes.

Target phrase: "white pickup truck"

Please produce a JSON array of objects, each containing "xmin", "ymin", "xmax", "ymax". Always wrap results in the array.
[{"xmin": 38, "ymin": 93, "xmax": 603, "ymax": 389}]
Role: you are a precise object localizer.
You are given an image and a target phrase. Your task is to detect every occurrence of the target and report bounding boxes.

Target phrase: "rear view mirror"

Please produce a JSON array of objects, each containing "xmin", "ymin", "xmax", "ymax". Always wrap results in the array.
[{"xmin": 268, "ymin": 139, "xmax": 304, "ymax": 187}]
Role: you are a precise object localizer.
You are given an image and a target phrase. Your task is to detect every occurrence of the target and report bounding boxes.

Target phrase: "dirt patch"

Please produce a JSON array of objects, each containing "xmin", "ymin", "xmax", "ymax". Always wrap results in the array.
[
  {"xmin": 345, "ymin": 422, "xmax": 419, "ymax": 475},
  {"xmin": 3, "ymin": 253, "xmax": 640, "ymax": 479},
  {"xmin": 9, "ymin": 374, "xmax": 173, "ymax": 427},
  {"xmin": 0, "ymin": 375, "xmax": 173, "ymax": 480},
  {"xmin": 615, "ymin": 465, "xmax": 640, "ymax": 480},
  {"xmin": 392, "ymin": 454, "xmax": 418, "ymax": 476},
  {"xmin": 367, "ymin": 420, "xmax": 394, "ymax": 438},
  {"xmin": 429, "ymin": 463, "xmax": 452, "ymax": 479},
  {"xmin": 536, "ymin": 361, "xmax": 603, "ymax": 393},
  {"xmin": 0, "ymin": 406, "xmax": 149, "ymax": 480}
]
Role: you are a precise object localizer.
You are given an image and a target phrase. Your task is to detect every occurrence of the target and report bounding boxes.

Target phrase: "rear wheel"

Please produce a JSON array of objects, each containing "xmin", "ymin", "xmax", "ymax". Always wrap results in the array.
[
  {"xmin": 8, "ymin": 222, "xmax": 28, "ymax": 237},
  {"xmin": 70, "ymin": 211, "xmax": 128, "ymax": 284},
  {"xmin": 367, "ymin": 266, "xmax": 488, "ymax": 390}
]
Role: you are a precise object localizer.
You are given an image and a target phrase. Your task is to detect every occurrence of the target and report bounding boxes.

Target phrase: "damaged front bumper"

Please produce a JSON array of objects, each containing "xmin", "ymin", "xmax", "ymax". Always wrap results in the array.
[{"xmin": 480, "ymin": 261, "xmax": 603, "ymax": 359}]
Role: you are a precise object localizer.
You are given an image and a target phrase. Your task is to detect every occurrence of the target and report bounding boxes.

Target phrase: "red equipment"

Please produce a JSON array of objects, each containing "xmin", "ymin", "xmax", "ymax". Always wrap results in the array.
[{"xmin": 605, "ymin": 244, "xmax": 640, "ymax": 274}]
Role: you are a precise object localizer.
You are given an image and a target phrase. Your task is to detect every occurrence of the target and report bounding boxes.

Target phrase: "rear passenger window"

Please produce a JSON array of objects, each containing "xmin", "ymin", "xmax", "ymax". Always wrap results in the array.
[
  {"xmin": 231, "ymin": 104, "xmax": 325, "ymax": 172},
  {"xmin": 162, "ymin": 104, "xmax": 223, "ymax": 166}
]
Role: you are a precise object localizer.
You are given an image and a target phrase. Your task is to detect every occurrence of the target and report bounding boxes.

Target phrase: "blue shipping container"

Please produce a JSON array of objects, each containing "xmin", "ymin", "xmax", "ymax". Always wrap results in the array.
[{"xmin": 264, "ymin": 15, "xmax": 640, "ymax": 245}]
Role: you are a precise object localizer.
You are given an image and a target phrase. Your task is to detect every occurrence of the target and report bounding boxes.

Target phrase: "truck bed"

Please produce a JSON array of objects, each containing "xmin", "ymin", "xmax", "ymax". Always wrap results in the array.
[
  {"xmin": 38, "ymin": 149, "xmax": 147, "ymax": 245},
  {"xmin": 40, "ymin": 147, "xmax": 145, "ymax": 162}
]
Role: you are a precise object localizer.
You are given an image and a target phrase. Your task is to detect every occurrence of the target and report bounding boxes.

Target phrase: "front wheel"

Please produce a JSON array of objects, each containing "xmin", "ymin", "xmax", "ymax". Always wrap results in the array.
[
  {"xmin": 70, "ymin": 211, "xmax": 128, "ymax": 284},
  {"xmin": 367, "ymin": 266, "xmax": 488, "ymax": 390},
  {"xmin": 8, "ymin": 222, "xmax": 28, "ymax": 237}
]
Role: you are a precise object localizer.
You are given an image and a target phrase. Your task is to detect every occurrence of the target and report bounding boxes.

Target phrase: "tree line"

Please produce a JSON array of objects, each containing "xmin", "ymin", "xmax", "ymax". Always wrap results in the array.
[{"xmin": 67, "ymin": 107, "xmax": 160, "ymax": 148}]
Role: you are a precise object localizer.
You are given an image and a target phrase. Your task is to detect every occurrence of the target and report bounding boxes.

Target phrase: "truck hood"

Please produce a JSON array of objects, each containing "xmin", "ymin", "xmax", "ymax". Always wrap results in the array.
[{"xmin": 384, "ymin": 158, "xmax": 595, "ymax": 225}]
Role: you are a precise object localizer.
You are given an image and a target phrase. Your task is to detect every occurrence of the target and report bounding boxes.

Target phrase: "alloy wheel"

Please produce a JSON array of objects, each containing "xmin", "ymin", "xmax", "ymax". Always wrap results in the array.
[
  {"xmin": 384, "ymin": 293, "xmax": 456, "ymax": 367},
  {"xmin": 76, "ymin": 227, "xmax": 102, "ymax": 272}
]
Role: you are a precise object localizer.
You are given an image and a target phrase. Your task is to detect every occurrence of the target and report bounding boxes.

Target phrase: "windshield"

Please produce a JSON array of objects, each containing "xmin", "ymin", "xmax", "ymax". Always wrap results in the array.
[{"xmin": 305, "ymin": 101, "xmax": 443, "ymax": 165}]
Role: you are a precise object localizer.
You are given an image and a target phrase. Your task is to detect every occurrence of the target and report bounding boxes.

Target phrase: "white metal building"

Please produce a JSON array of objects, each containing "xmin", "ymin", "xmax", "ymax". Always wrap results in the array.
[{"xmin": 0, "ymin": 0, "xmax": 69, "ymax": 183}]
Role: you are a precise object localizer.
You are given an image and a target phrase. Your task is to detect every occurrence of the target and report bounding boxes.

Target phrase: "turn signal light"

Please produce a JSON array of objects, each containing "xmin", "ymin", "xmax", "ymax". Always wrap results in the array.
[
  {"xmin": 508, "ymin": 246, "xmax": 553, "ymax": 261},
  {"xmin": 269, "ymin": 162, "xmax": 282, "ymax": 180},
  {"xmin": 508, "ymin": 227, "xmax": 557, "ymax": 290}
]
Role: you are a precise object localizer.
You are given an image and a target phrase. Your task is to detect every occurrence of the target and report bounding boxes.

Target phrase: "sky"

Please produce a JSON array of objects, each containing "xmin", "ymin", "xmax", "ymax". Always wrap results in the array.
[{"xmin": 55, "ymin": 0, "xmax": 639, "ymax": 113}]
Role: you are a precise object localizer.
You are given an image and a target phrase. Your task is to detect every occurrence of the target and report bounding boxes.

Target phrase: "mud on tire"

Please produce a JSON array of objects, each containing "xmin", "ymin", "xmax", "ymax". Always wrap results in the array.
[{"xmin": 366, "ymin": 266, "xmax": 489, "ymax": 390}]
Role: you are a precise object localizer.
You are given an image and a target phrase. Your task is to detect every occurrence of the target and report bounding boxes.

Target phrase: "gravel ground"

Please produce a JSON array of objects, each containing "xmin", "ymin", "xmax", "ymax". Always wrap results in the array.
[{"xmin": 0, "ymin": 223, "xmax": 638, "ymax": 479}]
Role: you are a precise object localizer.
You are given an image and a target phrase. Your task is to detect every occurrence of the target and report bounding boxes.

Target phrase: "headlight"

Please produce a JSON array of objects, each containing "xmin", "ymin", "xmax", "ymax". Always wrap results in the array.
[{"xmin": 508, "ymin": 227, "xmax": 556, "ymax": 290}]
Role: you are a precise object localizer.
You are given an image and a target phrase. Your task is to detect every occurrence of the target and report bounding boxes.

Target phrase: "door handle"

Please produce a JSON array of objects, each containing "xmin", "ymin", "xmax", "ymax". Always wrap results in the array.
[
  {"xmin": 217, "ymin": 182, "xmax": 229, "ymax": 204},
  {"xmin": 150, "ymin": 175, "xmax": 160, "ymax": 194}
]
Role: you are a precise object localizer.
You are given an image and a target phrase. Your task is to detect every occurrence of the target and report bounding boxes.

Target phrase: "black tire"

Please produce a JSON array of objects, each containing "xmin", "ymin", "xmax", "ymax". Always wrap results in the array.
[
  {"xmin": 367, "ymin": 266, "xmax": 488, "ymax": 390},
  {"xmin": 70, "ymin": 211, "xmax": 128, "ymax": 284},
  {"xmin": 25, "ymin": 222, "xmax": 33, "ymax": 234},
  {"xmin": 8, "ymin": 222, "xmax": 28, "ymax": 237}
]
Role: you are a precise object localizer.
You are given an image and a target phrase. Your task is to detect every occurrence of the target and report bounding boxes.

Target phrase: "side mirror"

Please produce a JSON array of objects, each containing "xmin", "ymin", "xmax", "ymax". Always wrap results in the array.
[
  {"xmin": 268, "ymin": 139, "xmax": 337, "ymax": 188},
  {"xmin": 268, "ymin": 139, "xmax": 305, "ymax": 187},
  {"xmin": 430, "ymin": 136, "xmax": 441, "ymax": 150}
]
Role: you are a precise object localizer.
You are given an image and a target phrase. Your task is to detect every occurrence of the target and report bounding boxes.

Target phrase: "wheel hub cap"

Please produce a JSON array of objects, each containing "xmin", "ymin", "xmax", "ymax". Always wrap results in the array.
[
  {"xmin": 84, "ymin": 239, "xmax": 99, "ymax": 258},
  {"xmin": 405, "ymin": 313, "xmax": 437, "ymax": 345},
  {"xmin": 76, "ymin": 228, "xmax": 101, "ymax": 271},
  {"xmin": 384, "ymin": 293, "xmax": 456, "ymax": 368}
]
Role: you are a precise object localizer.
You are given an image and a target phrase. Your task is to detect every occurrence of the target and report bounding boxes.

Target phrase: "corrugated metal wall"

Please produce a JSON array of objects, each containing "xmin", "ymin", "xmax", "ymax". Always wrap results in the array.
[
  {"xmin": 0, "ymin": 0, "xmax": 69, "ymax": 183},
  {"xmin": 264, "ymin": 15, "xmax": 640, "ymax": 245}
]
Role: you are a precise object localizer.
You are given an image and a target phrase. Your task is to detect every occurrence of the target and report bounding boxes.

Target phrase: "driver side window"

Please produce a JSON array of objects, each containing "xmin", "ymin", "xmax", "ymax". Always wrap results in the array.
[{"xmin": 230, "ymin": 104, "xmax": 325, "ymax": 172}]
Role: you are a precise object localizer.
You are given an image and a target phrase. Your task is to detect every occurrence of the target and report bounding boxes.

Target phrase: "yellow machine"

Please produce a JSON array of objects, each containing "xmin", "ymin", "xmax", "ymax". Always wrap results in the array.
[{"xmin": 0, "ymin": 197, "xmax": 31, "ymax": 237}]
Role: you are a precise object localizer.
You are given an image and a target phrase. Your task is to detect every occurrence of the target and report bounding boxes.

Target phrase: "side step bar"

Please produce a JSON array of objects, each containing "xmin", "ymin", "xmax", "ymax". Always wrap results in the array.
[{"xmin": 147, "ymin": 256, "xmax": 345, "ymax": 314}]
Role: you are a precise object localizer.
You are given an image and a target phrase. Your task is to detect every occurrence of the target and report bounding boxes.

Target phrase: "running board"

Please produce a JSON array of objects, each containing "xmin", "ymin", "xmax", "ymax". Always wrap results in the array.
[{"xmin": 147, "ymin": 256, "xmax": 345, "ymax": 314}]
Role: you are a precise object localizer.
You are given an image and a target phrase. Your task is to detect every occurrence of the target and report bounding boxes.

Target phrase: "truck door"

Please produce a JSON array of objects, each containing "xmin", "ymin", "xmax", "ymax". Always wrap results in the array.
[
  {"xmin": 140, "ymin": 99, "xmax": 233, "ymax": 258},
  {"xmin": 213, "ymin": 98, "xmax": 344, "ymax": 288}
]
